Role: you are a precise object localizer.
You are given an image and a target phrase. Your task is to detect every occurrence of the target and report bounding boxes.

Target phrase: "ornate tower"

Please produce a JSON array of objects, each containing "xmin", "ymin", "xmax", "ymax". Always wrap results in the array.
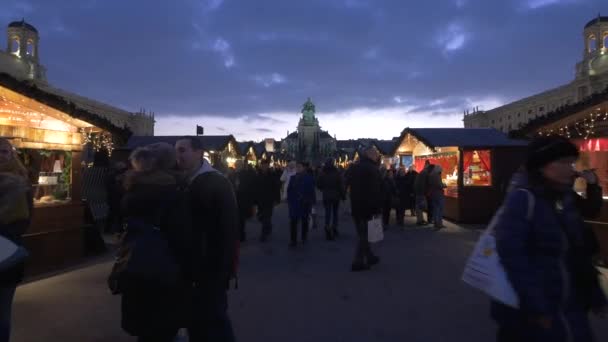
[
  {"xmin": 577, "ymin": 15, "xmax": 608, "ymax": 78},
  {"xmin": 5, "ymin": 19, "xmax": 46, "ymax": 81}
]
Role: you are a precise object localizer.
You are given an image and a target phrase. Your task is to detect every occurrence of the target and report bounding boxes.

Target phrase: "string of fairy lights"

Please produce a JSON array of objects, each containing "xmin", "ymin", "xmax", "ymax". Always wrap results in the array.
[
  {"xmin": 80, "ymin": 128, "xmax": 114, "ymax": 156},
  {"xmin": 537, "ymin": 110, "xmax": 608, "ymax": 139}
]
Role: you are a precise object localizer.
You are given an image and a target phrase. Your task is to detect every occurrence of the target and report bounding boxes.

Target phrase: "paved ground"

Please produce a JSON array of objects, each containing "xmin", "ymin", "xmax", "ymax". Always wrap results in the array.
[{"xmin": 10, "ymin": 202, "xmax": 608, "ymax": 342}]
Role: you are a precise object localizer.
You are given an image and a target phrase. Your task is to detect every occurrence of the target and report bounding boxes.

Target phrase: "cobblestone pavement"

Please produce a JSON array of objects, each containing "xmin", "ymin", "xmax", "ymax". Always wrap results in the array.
[{"xmin": 10, "ymin": 203, "xmax": 608, "ymax": 341}]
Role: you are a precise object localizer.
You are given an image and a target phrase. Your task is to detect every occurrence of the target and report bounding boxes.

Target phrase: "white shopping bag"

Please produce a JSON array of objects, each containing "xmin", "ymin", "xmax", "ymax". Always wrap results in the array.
[
  {"xmin": 461, "ymin": 189, "xmax": 534, "ymax": 309},
  {"xmin": 367, "ymin": 217, "xmax": 384, "ymax": 243},
  {"xmin": 462, "ymin": 227, "xmax": 519, "ymax": 308}
]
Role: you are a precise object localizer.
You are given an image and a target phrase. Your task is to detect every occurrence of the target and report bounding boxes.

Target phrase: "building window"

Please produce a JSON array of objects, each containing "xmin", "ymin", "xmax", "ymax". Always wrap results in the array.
[
  {"xmin": 491, "ymin": 119, "xmax": 495, "ymax": 124},
  {"xmin": 539, "ymin": 106, "xmax": 544, "ymax": 112},
  {"xmin": 26, "ymin": 40, "xmax": 34, "ymax": 56},
  {"xmin": 508, "ymin": 115, "xmax": 511, "ymax": 120},
  {"xmin": 499, "ymin": 118, "xmax": 502, "ymax": 122},
  {"xmin": 10, "ymin": 38, "xmax": 19, "ymax": 55},
  {"xmin": 528, "ymin": 109, "xmax": 533, "ymax": 115},
  {"xmin": 517, "ymin": 113, "xmax": 521, "ymax": 117},
  {"xmin": 589, "ymin": 34, "xmax": 597, "ymax": 52}
]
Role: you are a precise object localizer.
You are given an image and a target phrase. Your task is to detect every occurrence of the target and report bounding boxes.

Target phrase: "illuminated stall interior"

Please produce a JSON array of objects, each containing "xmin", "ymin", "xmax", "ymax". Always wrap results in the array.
[
  {"xmin": 516, "ymin": 94, "xmax": 608, "ymax": 264},
  {"xmin": 0, "ymin": 84, "xmax": 107, "ymax": 206},
  {"xmin": 393, "ymin": 128, "xmax": 525, "ymax": 223},
  {"xmin": 530, "ymin": 101, "xmax": 608, "ymax": 198}
]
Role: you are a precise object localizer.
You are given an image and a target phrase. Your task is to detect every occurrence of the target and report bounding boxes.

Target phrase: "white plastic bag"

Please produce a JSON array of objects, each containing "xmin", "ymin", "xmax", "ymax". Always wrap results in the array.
[
  {"xmin": 462, "ymin": 227, "xmax": 519, "ymax": 308},
  {"xmin": 461, "ymin": 189, "xmax": 534, "ymax": 308},
  {"xmin": 367, "ymin": 217, "xmax": 384, "ymax": 243}
]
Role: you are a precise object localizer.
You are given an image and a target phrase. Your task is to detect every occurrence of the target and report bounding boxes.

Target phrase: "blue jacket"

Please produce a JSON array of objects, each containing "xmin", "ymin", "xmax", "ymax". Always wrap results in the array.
[
  {"xmin": 287, "ymin": 173, "xmax": 316, "ymax": 219},
  {"xmin": 491, "ymin": 171, "xmax": 606, "ymax": 340}
]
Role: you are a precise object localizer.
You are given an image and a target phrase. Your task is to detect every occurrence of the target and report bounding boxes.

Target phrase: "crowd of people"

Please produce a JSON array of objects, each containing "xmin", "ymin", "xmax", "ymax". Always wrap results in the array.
[{"xmin": 1, "ymin": 134, "xmax": 608, "ymax": 341}]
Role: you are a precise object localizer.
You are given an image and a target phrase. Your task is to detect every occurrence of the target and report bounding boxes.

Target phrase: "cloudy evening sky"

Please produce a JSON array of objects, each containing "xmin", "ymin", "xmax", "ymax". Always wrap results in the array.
[{"xmin": 2, "ymin": 0, "xmax": 607, "ymax": 141}]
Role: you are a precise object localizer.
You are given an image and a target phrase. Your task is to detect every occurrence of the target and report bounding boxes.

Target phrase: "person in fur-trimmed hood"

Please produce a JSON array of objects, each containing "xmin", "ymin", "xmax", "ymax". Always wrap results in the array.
[{"xmin": 119, "ymin": 143, "xmax": 192, "ymax": 342}]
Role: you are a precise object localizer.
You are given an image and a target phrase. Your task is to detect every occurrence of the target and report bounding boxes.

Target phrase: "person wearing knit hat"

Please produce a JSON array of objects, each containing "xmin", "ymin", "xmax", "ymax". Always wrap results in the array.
[{"xmin": 490, "ymin": 135, "xmax": 607, "ymax": 341}]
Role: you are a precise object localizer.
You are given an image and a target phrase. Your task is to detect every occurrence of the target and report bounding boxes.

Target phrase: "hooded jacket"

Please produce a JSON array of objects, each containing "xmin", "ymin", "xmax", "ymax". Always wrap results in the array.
[
  {"xmin": 120, "ymin": 170, "xmax": 191, "ymax": 336},
  {"xmin": 491, "ymin": 170, "xmax": 606, "ymax": 340}
]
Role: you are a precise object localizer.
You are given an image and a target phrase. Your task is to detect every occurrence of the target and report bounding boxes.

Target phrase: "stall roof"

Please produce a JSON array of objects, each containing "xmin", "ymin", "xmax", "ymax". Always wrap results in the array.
[
  {"xmin": 0, "ymin": 72, "xmax": 132, "ymax": 141},
  {"xmin": 372, "ymin": 139, "xmax": 398, "ymax": 155},
  {"xmin": 237, "ymin": 141, "xmax": 254, "ymax": 155},
  {"xmin": 399, "ymin": 128, "xmax": 526, "ymax": 149},
  {"xmin": 125, "ymin": 135, "xmax": 236, "ymax": 151}
]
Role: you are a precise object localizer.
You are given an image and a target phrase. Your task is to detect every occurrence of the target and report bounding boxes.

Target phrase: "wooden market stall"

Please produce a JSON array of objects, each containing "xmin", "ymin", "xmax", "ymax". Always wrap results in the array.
[
  {"xmin": 393, "ymin": 128, "xmax": 527, "ymax": 223},
  {"xmin": 515, "ymin": 88, "xmax": 608, "ymax": 264},
  {"xmin": 238, "ymin": 141, "xmax": 258, "ymax": 166},
  {"xmin": 0, "ymin": 72, "xmax": 131, "ymax": 274}
]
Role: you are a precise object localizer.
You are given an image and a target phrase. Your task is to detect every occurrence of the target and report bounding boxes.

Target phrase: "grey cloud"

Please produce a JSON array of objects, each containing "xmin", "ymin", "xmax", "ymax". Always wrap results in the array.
[{"xmin": 7, "ymin": 0, "xmax": 606, "ymax": 120}]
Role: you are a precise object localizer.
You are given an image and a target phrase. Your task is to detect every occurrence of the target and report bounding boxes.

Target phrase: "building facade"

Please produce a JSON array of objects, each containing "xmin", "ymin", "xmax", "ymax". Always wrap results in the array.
[
  {"xmin": 464, "ymin": 16, "xmax": 608, "ymax": 133},
  {"xmin": 0, "ymin": 20, "xmax": 154, "ymax": 136},
  {"xmin": 281, "ymin": 98, "xmax": 337, "ymax": 163}
]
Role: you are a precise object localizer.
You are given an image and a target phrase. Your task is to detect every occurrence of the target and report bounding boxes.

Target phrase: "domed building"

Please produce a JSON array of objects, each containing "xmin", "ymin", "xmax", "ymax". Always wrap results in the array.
[{"xmin": 464, "ymin": 15, "xmax": 608, "ymax": 132}]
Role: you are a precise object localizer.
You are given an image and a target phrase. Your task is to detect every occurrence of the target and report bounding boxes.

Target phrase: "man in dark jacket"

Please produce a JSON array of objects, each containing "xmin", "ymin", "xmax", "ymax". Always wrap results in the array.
[
  {"xmin": 413, "ymin": 161, "xmax": 434, "ymax": 225},
  {"xmin": 317, "ymin": 158, "xmax": 345, "ymax": 240},
  {"xmin": 346, "ymin": 147, "xmax": 383, "ymax": 271},
  {"xmin": 175, "ymin": 137, "xmax": 238, "ymax": 342},
  {"xmin": 256, "ymin": 159, "xmax": 281, "ymax": 242},
  {"xmin": 233, "ymin": 162, "xmax": 257, "ymax": 242}
]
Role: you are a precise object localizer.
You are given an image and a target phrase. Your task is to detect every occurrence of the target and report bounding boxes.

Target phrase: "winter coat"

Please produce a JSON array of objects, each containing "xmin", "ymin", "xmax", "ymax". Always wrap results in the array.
[
  {"xmin": 280, "ymin": 168, "xmax": 296, "ymax": 200},
  {"xmin": 235, "ymin": 167, "xmax": 257, "ymax": 218},
  {"xmin": 256, "ymin": 169, "xmax": 281, "ymax": 208},
  {"xmin": 491, "ymin": 171, "xmax": 607, "ymax": 341},
  {"xmin": 119, "ymin": 170, "xmax": 191, "ymax": 336},
  {"xmin": 316, "ymin": 166, "xmax": 344, "ymax": 202},
  {"xmin": 382, "ymin": 176, "xmax": 398, "ymax": 202},
  {"xmin": 396, "ymin": 171, "xmax": 418, "ymax": 200},
  {"xmin": 346, "ymin": 156, "xmax": 383, "ymax": 221},
  {"xmin": 0, "ymin": 166, "xmax": 32, "ymax": 286},
  {"xmin": 413, "ymin": 165, "xmax": 434, "ymax": 196},
  {"xmin": 427, "ymin": 166, "xmax": 445, "ymax": 195},
  {"xmin": 287, "ymin": 172, "xmax": 316, "ymax": 219},
  {"xmin": 188, "ymin": 161, "xmax": 239, "ymax": 292}
]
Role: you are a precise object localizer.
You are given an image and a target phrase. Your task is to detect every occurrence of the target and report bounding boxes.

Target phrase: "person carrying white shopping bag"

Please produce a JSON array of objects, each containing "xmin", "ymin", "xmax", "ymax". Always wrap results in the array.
[
  {"xmin": 367, "ymin": 216, "xmax": 384, "ymax": 243},
  {"xmin": 466, "ymin": 136, "xmax": 607, "ymax": 342},
  {"xmin": 345, "ymin": 146, "xmax": 383, "ymax": 272},
  {"xmin": 462, "ymin": 189, "xmax": 534, "ymax": 309}
]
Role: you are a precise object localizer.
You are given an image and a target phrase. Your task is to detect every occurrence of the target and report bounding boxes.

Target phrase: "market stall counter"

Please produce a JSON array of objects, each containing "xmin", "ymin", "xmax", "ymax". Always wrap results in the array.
[{"xmin": 393, "ymin": 128, "xmax": 527, "ymax": 223}]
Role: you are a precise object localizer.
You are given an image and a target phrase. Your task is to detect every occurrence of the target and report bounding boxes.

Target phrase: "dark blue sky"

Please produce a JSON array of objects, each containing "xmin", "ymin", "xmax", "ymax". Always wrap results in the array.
[{"xmin": 2, "ymin": 0, "xmax": 606, "ymax": 140}]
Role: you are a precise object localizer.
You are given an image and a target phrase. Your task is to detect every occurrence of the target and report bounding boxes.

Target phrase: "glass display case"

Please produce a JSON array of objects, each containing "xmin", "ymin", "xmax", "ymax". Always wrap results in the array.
[{"xmin": 17, "ymin": 149, "xmax": 72, "ymax": 206}]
